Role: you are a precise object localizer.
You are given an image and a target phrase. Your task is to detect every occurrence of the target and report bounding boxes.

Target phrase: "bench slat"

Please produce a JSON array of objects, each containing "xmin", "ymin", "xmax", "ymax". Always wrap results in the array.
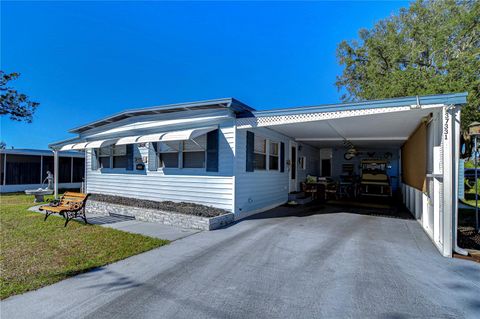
[{"xmin": 40, "ymin": 192, "xmax": 90, "ymax": 226}]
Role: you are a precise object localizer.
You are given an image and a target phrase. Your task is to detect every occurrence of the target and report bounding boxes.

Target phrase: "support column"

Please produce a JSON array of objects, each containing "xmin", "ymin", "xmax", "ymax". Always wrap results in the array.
[
  {"xmin": 441, "ymin": 106, "xmax": 453, "ymax": 257},
  {"xmin": 3, "ymin": 154, "xmax": 6, "ymax": 185},
  {"xmin": 442, "ymin": 105, "xmax": 466, "ymax": 257},
  {"xmin": 54, "ymin": 150, "xmax": 59, "ymax": 199},
  {"xmin": 451, "ymin": 106, "xmax": 467, "ymax": 255}
]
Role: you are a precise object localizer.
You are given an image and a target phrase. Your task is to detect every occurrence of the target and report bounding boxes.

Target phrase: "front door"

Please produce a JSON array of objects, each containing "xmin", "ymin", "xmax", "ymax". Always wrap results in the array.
[{"xmin": 289, "ymin": 143, "xmax": 298, "ymax": 192}]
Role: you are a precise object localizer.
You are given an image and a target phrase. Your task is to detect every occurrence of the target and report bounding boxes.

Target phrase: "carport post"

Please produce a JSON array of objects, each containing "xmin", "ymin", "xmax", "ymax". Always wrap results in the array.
[
  {"xmin": 53, "ymin": 150, "xmax": 59, "ymax": 199},
  {"xmin": 475, "ymin": 136, "xmax": 478, "ymax": 232},
  {"xmin": 446, "ymin": 106, "xmax": 468, "ymax": 257}
]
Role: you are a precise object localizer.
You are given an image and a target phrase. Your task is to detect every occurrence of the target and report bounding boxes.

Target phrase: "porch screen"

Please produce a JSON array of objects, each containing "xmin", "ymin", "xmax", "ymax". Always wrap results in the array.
[
  {"xmin": 401, "ymin": 122, "xmax": 427, "ymax": 192},
  {"xmin": 5, "ymin": 155, "xmax": 41, "ymax": 185}
]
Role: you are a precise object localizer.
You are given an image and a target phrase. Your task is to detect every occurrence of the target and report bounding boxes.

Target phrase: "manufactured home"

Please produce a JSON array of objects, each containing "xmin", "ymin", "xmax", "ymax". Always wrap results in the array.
[
  {"xmin": 50, "ymin": 92, "xmax": 467, "ymax": 257},
  {"xmin": 0, "ymin": 149, "xmax": 84, "ymax": 193}
]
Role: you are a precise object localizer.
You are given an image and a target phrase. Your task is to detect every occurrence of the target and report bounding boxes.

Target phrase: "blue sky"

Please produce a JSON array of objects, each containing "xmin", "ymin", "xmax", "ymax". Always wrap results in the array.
[{"xmin": 1, "ymin": 1, "xmax": 407, "ymax": 149}]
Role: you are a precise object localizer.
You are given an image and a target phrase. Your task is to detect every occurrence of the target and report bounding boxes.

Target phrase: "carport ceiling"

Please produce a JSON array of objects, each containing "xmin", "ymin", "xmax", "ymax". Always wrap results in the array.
[{"xmin": 268, "ymin": 108, "xmax": 435, "ymax": 149}]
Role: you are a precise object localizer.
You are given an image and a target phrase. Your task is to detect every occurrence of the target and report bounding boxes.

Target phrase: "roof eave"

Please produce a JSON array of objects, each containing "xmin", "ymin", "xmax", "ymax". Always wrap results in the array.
[
  {"xmin": 68, "ymin": 98, "xmax": 254, "ymax": 134},
  {"xmin": 244, "ymin": 92, "xmax": 468, "ymax": 118},
  {"xmin": 49, "ymin": 136, "xmax": 84, "ymax": 149}
]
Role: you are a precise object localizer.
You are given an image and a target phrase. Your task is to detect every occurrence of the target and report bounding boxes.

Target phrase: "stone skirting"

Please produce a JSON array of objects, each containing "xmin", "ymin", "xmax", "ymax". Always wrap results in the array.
[{"xmin": 85, "ymin": 200, "xmax": 234, "ymax": 231}]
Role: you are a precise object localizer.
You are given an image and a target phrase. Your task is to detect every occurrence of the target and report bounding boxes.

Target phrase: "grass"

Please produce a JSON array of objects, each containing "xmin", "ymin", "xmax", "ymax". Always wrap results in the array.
[
  {"xmin": 0, "ymin": 193, "xmax": 169, "ymax": 300},
  {"xmin": 463, "ymin": 178, "xmax": 479, "ymax": 208}
]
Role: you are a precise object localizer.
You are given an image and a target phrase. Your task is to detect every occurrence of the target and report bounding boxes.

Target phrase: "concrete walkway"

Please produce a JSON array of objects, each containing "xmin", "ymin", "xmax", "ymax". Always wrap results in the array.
[
  {"xmin": 28, "ymin": 205, "xmax": 200, "ymax": 241},
  {"xmin": 102, "ymin": 220, "xmax": 200, "ymax": 241},
  {"xmin": 6, "ymin": 205, "xmax": 480, "ymax": 318}
]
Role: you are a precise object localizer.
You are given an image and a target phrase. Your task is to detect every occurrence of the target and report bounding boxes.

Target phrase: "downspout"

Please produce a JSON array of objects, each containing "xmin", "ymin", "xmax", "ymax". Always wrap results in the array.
[{"xmin": 451, "ymin": 105, "xmax": 468, "ymax": 256}]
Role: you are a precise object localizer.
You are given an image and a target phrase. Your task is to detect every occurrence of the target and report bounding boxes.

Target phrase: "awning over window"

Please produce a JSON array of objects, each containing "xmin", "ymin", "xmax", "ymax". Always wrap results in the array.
[
  {"xmin": 116, "ymin": 136, "xmax": 141, "ymax": 145},
  {"xmin": 136, "ymin": 133, "xmax": 164, "ymax": 144},
  {"xmin": 72, "ymin": 142, "xmax": 89, "ymax": 150},
  {"xmin": 58, "ymin": 126, "xmax": 217, "ymax": 150},
  {"xmin": 59, "ymin": 139, "xmax": 118, "ymax": 151},
  {"xmin": 117, "ymin": 126, "xmax": 217, "ymax": 145},
  {"xmin": 59, "ymin": 144, "xmax": 77, "ymax": 151},
  {"xmin": 86, "ymin": 139, "xmax": 118, "ymax": 149}
]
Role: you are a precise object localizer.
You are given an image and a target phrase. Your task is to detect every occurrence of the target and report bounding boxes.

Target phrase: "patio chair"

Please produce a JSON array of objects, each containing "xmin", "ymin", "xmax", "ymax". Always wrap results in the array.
[{"xmin": 301, "ymin": 182, "xmax": 318, "ymax": 200}]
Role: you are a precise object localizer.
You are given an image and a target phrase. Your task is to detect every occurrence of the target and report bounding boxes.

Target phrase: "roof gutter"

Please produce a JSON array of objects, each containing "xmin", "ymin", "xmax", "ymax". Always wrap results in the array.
[{"xmin": 245, "ymin": 92, "xmax": 468, "ymax": 118}]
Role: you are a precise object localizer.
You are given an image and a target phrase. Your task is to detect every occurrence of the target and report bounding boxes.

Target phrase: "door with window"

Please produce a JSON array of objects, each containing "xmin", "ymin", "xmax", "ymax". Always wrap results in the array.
[{"xmin": 289, "ymin": 142, "xmax": 297, "ymax": 192}]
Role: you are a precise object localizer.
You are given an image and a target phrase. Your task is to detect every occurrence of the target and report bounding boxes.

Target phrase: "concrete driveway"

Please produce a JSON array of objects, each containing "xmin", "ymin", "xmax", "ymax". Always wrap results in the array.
[{"xmin": 2, "ymin": 205, "xmax": 480, "ymax": 318}]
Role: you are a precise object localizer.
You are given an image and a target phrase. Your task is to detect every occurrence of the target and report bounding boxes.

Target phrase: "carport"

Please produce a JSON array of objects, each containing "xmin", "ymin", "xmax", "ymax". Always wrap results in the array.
[{"xmin": 237, "ymin": 93, "xmax": 468, "ymax": 257}]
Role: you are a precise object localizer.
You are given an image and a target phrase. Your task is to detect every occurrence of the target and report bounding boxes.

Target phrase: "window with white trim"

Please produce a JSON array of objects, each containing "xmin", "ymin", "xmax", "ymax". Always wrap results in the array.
[
  {"xmin": 183, "ymin": 135, "xmax": 206, "ymax": 168},
  {"xmin": 299, "ymin": 156, "xmax": 307, "ymax": 170},
  {"xmin": 269, "ymin": 141, "xmax": 279, "ymax": 170},
  {"xmin": 98, "ymin": 147, "xmax": 111, "ymax": 169},
  {"xmin": 158, "ymin": 142, "xmax": 179, "ymax": 168},
  {"xmin": 98, "ymin": 145, "xmax": 128, "ymax": 169},
  {"xmin": 254, "ymin": 135, "xmax": 266, "ymax": 170}
]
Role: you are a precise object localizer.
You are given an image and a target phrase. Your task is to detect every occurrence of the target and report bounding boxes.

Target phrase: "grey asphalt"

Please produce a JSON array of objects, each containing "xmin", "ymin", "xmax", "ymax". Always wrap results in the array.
[{"xmin": 3, "ymin": 205, "xmax": 480, "ymax": 319}]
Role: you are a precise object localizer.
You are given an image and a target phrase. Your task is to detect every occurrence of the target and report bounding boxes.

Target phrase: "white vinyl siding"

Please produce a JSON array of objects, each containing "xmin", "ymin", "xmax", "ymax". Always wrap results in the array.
[
  {"xmin": 296, "ymin": 144, "xmax": 319, "ymax": 185},
  {"xmin": 235, "ymin": 127, "xmax": 290, "ymax": 218},
  {"xmin": 85, "ymin": 115, "xmax": 235, "ymax": 211},
  {"xmin": 234, "ymin": 126, "xmax": 320, "ymax": 218}
]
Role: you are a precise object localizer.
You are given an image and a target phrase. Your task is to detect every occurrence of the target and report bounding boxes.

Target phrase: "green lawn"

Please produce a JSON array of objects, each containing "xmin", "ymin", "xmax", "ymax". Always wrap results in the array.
[
  {"xmin": 463, "ymin": 178, "xmax": 479, "ymax": 208},
  {"xmin": 0, "ymin": 193, "xmax": 169, "ymax": 299}
]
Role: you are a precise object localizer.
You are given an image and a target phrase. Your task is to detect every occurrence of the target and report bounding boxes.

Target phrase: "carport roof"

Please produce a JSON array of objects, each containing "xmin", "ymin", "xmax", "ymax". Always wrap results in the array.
[
  {"xmin": 240, "ymin": 92, "xmax": 468, "ymax": 118},
  {"xmin": 238, "ymin": 92, "xmax": 468, "ymax": 149}
]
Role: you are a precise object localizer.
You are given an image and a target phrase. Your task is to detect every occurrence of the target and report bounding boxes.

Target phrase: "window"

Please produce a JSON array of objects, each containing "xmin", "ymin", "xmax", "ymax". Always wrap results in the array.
[
  {"xmin": 299, "ymin": 156, "xmax": 307, "ymax": 170},
  {"xmin": 158, "ymin": 142, "xmax": 179, "ymax": 168},
  {"xmin": 254, "ymin": 135, "xmax": 266, "ymax": 170},
  {"xmin": 183, "ymin": 135, "xmax": 206, "ymax": 168},
  {"xmin": 155, "ymin": 133, "xmax": 213, "ymax": 170},
  {"xmin": 269, "ymin": 142, "xmax": 279, "ymax": 170},
  {"xmin": 112, "ymin": 145, "xmax": 128, "ymax": 168},
  {"xmin": 98, "ymin": 147, "xmax": 111, "ymax": 168},
  {"xmin": 98, "ymin": 145, "xmax": 128, "ymax": 169}
]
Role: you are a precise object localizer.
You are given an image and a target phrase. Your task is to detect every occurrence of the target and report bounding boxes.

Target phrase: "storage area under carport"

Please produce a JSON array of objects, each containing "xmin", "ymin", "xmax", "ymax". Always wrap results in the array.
[{"xmin": 237, "ymin": 93, "xmax": 466, "ymax": 257}]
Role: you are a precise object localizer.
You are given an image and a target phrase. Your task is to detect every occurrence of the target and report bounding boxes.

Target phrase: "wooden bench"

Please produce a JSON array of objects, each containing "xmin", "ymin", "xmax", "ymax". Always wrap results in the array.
[{"xmin": 39, "ymin": 192, "xmax": 90, "ymax": 227}]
